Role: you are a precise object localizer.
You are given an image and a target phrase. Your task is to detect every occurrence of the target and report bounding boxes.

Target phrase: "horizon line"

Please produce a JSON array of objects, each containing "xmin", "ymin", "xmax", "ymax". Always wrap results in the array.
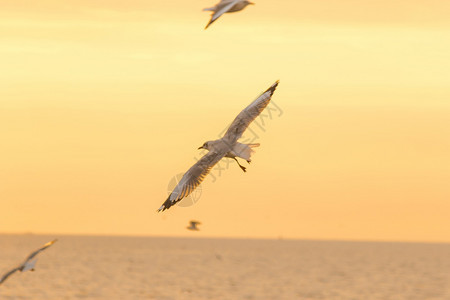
[{"xmin": 1, "ymin": 232, "xmax": 449, "ymax": 246}]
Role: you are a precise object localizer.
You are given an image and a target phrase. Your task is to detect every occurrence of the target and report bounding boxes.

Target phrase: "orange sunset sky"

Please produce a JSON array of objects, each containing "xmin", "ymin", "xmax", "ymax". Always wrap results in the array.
[{"xmin": 1, "ymin": 0, "xmax": 449, "ymax": 242}]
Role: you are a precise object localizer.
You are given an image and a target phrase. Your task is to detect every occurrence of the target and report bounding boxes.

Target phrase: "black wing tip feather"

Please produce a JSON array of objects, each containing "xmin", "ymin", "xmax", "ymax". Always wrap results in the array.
[
  {"xmin": 205, "ymin": 19, "xmax": 215, "ymax": 29},
  {"xmin": 205, "ymin": 14, "xmax": 216, "ymax": 29},
  {"xmin": 264, "ymin": 80, "xmax": 279, "ymax": 96},
  {"xmin": 157, "ymin": 196, "xmax": 174, "ymax": 212}
]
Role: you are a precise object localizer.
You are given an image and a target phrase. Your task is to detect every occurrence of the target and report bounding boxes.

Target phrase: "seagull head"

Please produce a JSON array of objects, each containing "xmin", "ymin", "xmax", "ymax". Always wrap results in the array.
[{"xmin": 198, "ymin": 141, "xmax": 211, "ymax": 150}]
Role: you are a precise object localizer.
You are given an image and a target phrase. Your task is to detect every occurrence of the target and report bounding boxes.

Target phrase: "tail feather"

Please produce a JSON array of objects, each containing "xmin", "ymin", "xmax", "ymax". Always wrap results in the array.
[
  {"xmin": 232, "ymin": 143, "xmax": 260, "ymax": 162},
  {"xmin": 203, "ymin": 7, "xmax": 214, "ymax": 11}
]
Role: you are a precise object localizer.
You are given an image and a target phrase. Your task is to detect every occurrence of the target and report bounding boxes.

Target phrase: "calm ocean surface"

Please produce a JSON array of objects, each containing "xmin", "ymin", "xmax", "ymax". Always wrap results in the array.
[{"xmin": 0, "ymin": 235, "xmax": 449, "ymax": 299}]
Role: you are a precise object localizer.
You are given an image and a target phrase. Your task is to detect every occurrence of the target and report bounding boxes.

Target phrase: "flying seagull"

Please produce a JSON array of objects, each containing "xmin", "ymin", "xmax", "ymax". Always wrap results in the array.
[
  {"xmin": 158, "ymin": 80, "xmax": 279, "ymax": 212},
  {"xmin": 186, "ymin": 220, "xmax": 202, "ymax": 231},
  {"xmin": 203, "ymin": 0, "xmax": 255, "ymax": 29},
  {"xmin": 0, "ymin": 239, "xmax": 57, "ymax": 285}
]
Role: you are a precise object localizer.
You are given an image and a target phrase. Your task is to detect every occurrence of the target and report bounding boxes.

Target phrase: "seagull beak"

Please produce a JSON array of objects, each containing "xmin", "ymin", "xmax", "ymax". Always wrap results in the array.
[
  {"xmin": 249, "ymin": 2, "xmax": 255, "ymax": 4},
  {"xmin": 198, "ymin": 146, "xmax": 203, "ymax": 150}
]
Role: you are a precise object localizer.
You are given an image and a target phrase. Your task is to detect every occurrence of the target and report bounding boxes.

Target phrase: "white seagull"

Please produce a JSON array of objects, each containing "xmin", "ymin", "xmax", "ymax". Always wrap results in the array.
[
  {"xmin": 203, "ymin": 0, "xmax": 255, "ymax": 29},
  {"xmin": 0, "ymin": 239, "xmax": 57, "ymax": 285},
  {"xmin": 158, "ymin": 80, "xmax": 279, "ymax": 212},
  {"xmin": 186, "ymin": 220, "xmax": 202, "ymax": 231}
]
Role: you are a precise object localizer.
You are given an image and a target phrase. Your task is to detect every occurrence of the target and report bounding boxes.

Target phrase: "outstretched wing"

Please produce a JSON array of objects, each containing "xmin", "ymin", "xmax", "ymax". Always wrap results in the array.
[
  {"xmin": 24, "ymin": 239, "xmax": 58, "ymax": 262},
  {"xmin": 158, "ymin": 150, "xmax": 227, "ymax": 212},
  {"xmin": 205, "ymin": 0, "xmax": 239, "ymax": 29},
  {"xmin": 0, "ymin": 267, "xmax": 20, "ymax": 285},
  {"xmin": 223, "ymin": 81, "xmax": 279, "ymax": 145}
]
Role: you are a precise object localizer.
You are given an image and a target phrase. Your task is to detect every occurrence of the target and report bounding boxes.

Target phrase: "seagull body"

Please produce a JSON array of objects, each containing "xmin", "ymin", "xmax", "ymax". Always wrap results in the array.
[
  {"xmin": 203, "ymin": 0, "xmax": 255, "ymax": 29},
  {"xmin": 200, "ymin": 140, "xmax": 260, "ymax": 172},
  {"xmin": 186, "ymin": 220, "xmax": 202, "ymax": 231},
  {"xmin": 158, "ymin": 81, "xmax": 279, "ymax": 212},
  {"xmin": 0, "ymin": 239, "xmax": 57, "ymax": 285}
]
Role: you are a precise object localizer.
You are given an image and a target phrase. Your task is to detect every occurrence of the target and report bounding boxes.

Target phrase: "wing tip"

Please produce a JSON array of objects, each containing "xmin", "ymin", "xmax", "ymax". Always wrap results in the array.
[
  {"xmin": 44, "ymin": 239, "xmax": 58, "ymax": 247},
  {"xmin": 205, "ymin": 20, "xmax": 213, "ymax": 29},
  {"xmin": 265, "ymin": 80, "xmax": 279, "ymax": 95},
  {"xmin": 157, "ymin": 195, "xmax": 174, "ymax": 212}
]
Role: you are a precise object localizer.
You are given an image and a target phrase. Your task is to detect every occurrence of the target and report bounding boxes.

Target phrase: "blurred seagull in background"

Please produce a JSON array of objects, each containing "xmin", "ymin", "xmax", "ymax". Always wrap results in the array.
[
  {"xmin": 0, "ymin": 239, "xmax": 57, "ymax": 285},
  {"xmin": 186, "ymin": 220, "xmax": 202, "ymax": 231},
  {"xmin": 158, "ymin": 80, "xmax": 279, "ymax": 212},
  {"xmin": 203, "ymin": 0, "xmax": 255, "ymax": 29}
]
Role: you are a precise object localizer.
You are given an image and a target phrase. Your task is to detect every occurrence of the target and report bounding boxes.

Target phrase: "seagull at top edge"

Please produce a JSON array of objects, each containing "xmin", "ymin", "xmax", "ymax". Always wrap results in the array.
[
  {"xmin": 158, "ymin": 80, "xmax": 279, "ymax": 212},
  {"xmin": 203, "ymin": 0, "xmax": 255, "ymax": 29}
]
